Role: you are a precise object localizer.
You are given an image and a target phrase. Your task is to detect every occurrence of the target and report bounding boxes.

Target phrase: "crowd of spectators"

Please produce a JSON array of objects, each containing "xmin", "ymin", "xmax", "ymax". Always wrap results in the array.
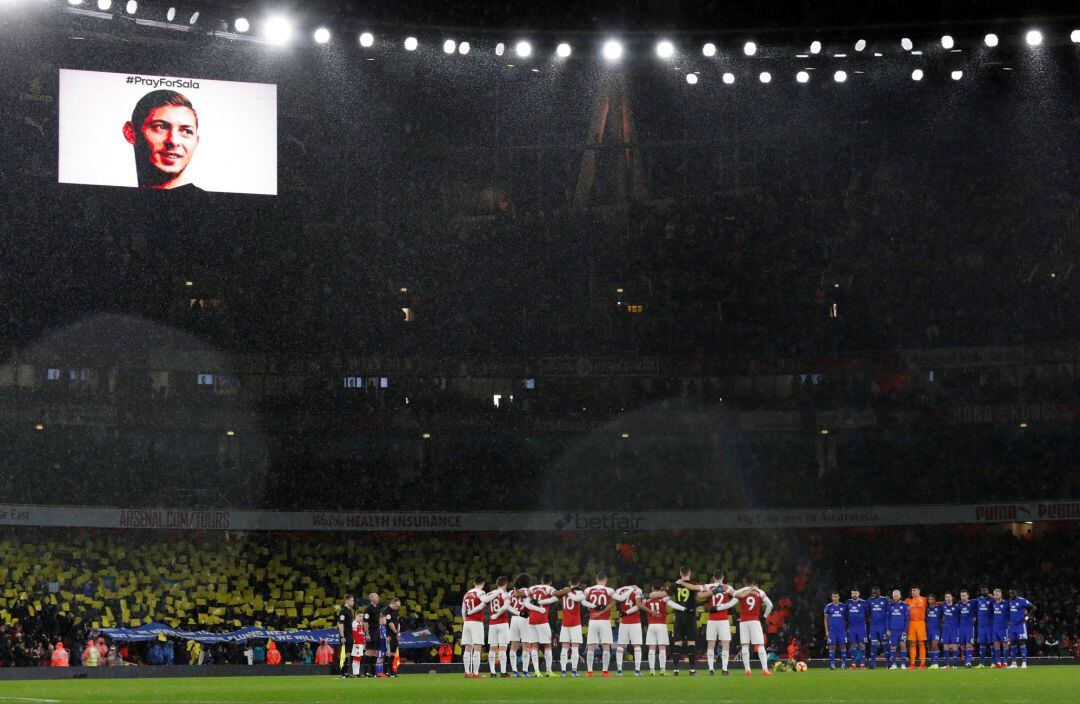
[{"xmin": 1, "ymin": 525, "xmax": 1077, "ymax": 667}]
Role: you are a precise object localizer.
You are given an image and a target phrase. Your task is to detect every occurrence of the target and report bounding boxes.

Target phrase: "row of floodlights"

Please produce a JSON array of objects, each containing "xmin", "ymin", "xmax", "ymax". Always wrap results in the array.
[
  {"xmin": 678, "ymin": 68, "xmax": 966, "ymax": 85},
  {"xmin": 58, "ymin": 3, "xmax": 1080, "ymax": 54}
]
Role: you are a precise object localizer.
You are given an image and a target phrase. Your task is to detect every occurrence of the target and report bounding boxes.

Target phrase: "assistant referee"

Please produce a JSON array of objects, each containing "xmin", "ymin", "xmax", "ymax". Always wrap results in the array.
[{"xmin": 337, "ymin": 594, "xmax": 355, "ymax": 677}]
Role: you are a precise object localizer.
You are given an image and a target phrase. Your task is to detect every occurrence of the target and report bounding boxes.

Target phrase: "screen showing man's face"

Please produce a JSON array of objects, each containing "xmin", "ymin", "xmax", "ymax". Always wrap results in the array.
[{"xmin": 124, "ymin": 104, "xmax": 199, "ymax": 188}]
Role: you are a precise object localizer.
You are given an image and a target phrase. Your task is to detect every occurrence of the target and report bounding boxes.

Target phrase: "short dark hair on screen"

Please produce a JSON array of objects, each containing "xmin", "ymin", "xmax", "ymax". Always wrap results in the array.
[{"xmin": 131, "ymin": 90, "xmax": 198, "ymax": 130}]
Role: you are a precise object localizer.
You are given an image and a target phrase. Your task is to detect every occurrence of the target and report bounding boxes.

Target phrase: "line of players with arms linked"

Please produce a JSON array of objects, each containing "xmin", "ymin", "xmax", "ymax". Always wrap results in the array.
[
  {"xmin": 823, "ymin": 585, "xmax": 1037, "ymax": 670},
  {"xmin": 460, "ymin": 568, "xmax": 775, "ymax": 678}
]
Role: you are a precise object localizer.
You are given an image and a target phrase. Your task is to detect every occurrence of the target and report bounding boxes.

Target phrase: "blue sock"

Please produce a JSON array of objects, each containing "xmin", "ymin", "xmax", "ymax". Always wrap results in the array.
[
  {"xmin": 965, "ymin": 648, "xmax": 972, "ymax": 665},
  {"xmin": 843, "ymin": 648, "xmax": 849, "ymax": 668},
  {"xmin": 930, "ymin": 649, "xmax": 939, "ymax": 666},
  {"xmin": 1010, "ymin": 645, "xmax": 1017, "ymax": 664},
  {"xmin": 1020, "ymin": 644, "xmax": 1027, "ymax": 665},
  {"xmin": 885, "ymin": 649, "xmax": 892, "ymax": 668},
  {"xmin": 869, "ymin": 643, "xmax": 877, "ymax": 668},
  {"xmin": 981, "ymin": 644, "xmax": 989, "ymax": 664},
  {"xmin": 829, "ymin": 650, "xmax": 835, "ymax": 668}
]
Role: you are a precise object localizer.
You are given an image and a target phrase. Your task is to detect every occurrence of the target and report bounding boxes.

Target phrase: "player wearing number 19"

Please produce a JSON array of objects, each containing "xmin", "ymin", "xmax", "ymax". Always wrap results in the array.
[
  {"xmin": 670, "ymin": 567, "xmax": 699, "ymax": 676},
  {"xmin": 824, "ymin": 592, "xmax": 848, "ymax": 670}
]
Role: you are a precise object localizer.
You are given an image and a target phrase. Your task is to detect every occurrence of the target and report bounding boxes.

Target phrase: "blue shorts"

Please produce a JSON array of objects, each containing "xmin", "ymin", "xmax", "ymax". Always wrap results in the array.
[
  {"xmin": 992, "ymin": 627, "xmax": 1009, "ymax": 644},
  {"xmin": 1008, "ymin": 624, "xmax": 1028, "ymax": 642},
  {"xmin": 869, "ymin": 626, "xmax": 887, "ymax": 644},
  {"xmin": 941, "ymin": 627, "xmax": 959, "ymax": 645},
  {"xmin": 959, "ymin": 624, "xmax": 975, "ymax": 645},
  {"xmin": 828, "ymin": 632, "xmax": 848, "ymax": 645},
  {"xmin": 887, "ymin": 631, "xmax": 905, "ymax": 648},
  {"xmin": 977, "ymin": 627, "xmax": 993, "ymax": 644},
  {"xmin": 848, "ymin": 627, "xmax": 867, "ymax": 644},
  {"xmin": 927, "ymin": 628, "xmax": 940, "ymax": 643}
]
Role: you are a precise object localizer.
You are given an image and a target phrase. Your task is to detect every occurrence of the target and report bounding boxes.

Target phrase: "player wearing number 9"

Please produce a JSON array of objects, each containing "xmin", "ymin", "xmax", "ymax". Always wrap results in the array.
[{"xmin": 123, "ymin": 90, "xmax": 201, "ymax": 190}]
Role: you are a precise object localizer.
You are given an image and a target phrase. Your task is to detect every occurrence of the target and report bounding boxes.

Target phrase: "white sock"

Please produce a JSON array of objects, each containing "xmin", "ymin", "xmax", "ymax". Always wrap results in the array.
[
  {"xmin": 648, "ymin": 648, "xmax": 656, "ymax": 672},
  {"xmin": 464, "ymin": 650, "xmax": 472, "ymax": 675},
  {"xmin": 659, "ymin": 650, "xmax": 666, "ymax": 672},
  {"xmin": 634, "ymin": 646, "xmax": 642, "ymax": 672},
  {"xmin": 616, "ymin": 647, "xmax": 625, "ymax": 672},
  {"xmin": 509, "ymin": 648, "xmax": 518, "ymax": 673},
  {"xmin": 707, "ymin": 649, "xmax": 715, "ymax": 671},
  {"xmin": 352, "ymin": 660, "xmax": 360, "ymax": 676},
  {"xmin": 499, "ymin": 650, "xmax": 507, "ymax": 674},
  {"xmin": 489, "ymin": 650, "xmax": 498, "ymax": 674},
  {"xmin": 602, "ymin": 649, "xmax": 610, "ymax": 672},
  {"xmin": 742, "ymin": 645, "xmax": 751, "ymax": 672},
  {"xmin": 721, "ymin": 647, "xmax": 730, "ymax": 672},
  {"xmin": 587, "ymin": 649, "xmax": 595, "ymax": 672},
  {"xmin": 571, "ymin": 648, "xmax": 578, "ymax": 672},
  {"xmin": 531, "ymin": 649, "xmax": 542, "ymax": 674},
  {"xmin": 545, "ymin": 647, "xmax": 554, "ymax": 673},
  {"xmin": 757, "ymin": 646, "xmax": 769, "ymax": 671},
  {"xmin": 560, "ymin": 646, "xmax": 569, "ymax": 672}
]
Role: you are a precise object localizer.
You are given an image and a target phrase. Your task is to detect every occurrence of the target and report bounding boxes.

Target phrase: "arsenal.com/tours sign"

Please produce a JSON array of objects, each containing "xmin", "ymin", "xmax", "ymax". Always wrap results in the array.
[{"xmin": 1, "ymin": 501, "xmax": 1079, "ymax": 532}]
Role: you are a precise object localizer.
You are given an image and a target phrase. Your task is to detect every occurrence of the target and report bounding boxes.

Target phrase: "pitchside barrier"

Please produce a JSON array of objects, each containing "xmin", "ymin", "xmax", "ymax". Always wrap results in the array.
[{"xmin": 0, "ymin": 658, "xmax": 1077, "ymax": 681}]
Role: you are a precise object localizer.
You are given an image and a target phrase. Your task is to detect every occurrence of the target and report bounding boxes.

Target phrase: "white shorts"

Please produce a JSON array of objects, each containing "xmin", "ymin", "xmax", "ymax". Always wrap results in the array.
[
  {"xmin": 351, "ymin": 644, "xmax": 364, "ymax": 658},
  {"xmin": 646, "ymin": 624, "xmax": 670, "ymax": 646},
  {"xmin": 706, "ymin": 620, "xmax": 732, "ymax": 642},
  {"xmin": 560, "ymin": 625, "xmax": 583, "ymax": 644},
  {"xmin": 525, "ymin": 623, "xmax": 552, "ymax": 645},
  {"xmin": 489, "ymin": 623, "xmax": 510, "ymax": 648},
  {"xmin": 509, "ymin": 616, "xmax": 529, "ymax": 643},
  {"xmin": 618, "ymin": 622, "xmax": 643, "ymax": 646},
  {"xmin": 462, "ymin": 621, "xmax": 485, "ymax": 646},
  {"xmin": 587, "ymin": 621, "xmax": 614, "ymax": 645},
  {"xmin": 739, "ymin": 620, "xmax": 765, "ymax": 646}
]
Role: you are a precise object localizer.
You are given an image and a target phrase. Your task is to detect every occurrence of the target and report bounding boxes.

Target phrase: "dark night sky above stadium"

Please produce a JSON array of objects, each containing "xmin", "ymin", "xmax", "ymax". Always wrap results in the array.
[{"xmin": 216, "ymin": 0, "xmax": 1080, "ymax": 32}]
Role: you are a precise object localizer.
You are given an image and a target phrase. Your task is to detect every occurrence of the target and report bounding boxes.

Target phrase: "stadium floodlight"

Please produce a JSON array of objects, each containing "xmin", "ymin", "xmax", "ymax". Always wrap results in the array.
[
  {"xmin": 744, "ymin": 41, "xmax": 757, "ymax": 56},
  {"xmin": 911, "ymin": 68, "xmax": 924, "ymax": 81},
  {"xmin": 264, "ymin": 16, "xmax": 292, "ymax": 45},
  {"xmin": 941, "ymin": 35, "xmax": 955, "ymax": 49},
  {"xmin": 603, "ymin": 39, "xmax": 623, "ymax": 61},
  {"xmin": 854, "ymin": 39, "xmax": 866, "ymax": 52},
  {"xmin": 359, "ymin": 32, "xmax": 374, "ymax": 47},
  {"xmin": 96, "ymin": 0, "xmax": 111, "ymax": 10},
  {"xmin": 702, "ymin": 42, "xmax": 716, "ymax": 57},
  {"xmin": 1072, "ymin": 29, "xmax": 1080, "ymax": 43},
  {"xmin": 443, "ymin": 39, "xmax": 456, "ymax": 54},
  {"xmin": 66, "ymin": 0, "xmax": 83, "ymax": 5},
  {"xmin": 314, "ymin": 28, "xmax": 330, "ymax": 44},
  {"xmin": 404, "ymin": 36, "xmax": 418, "ymax": 51},
  {"xmin": 796, "ymin": 70, "xmax": 810, "ymax": 83},
  {"xmin": 234, "ymin": 17, "xmax": 249, "ymax": 33},
  {"xmin": 722, "ymin": 72, "xmax": 735, "ymax": 84},
  {"xmin": 834, "ymin": 70, "xmax": 847, "ymax": 83},
  {"xmin": 656, "ymin": 40, "xmax": 675, "ymax": 59},
  {"xmin": 458, "ymin": 41, "xmax": 470, "ymax": 55},
  {"xmin": 515, "ymin": 40, "xmax": 532, "ymax": 58},
  {"xmin": 984, "ymin": 33, "xmax": 999, "ymax": 47},
  {"xmin": 1026, "ymin": 30, "xmax": 1043, "ymax": 46},
  {"xmin": 495, "ymin": 42, "xmax": 506, "ymax": 56},
  {"xmin": 951, "ymin": 70, "xmax": 963, "ymax": 80},
  {"xmin": 188, "ymin": 11, "xmax": 198, "ymax": 24},
  {"xmin": 810, "ymin": 40, "xmax": 822, "ymax": 54},
  {"xmin": 900, "ymin": 37, "xmax": 913, "ymax": 51},
  {"xmin": 685, "ymin": 73, "xmax": 698, "ymax": 85},
  {"xmin": 556, "ymin": 42, "xmax": 571, "ymax": 58},
  {"xmin": 759, "ymin": 71, "xmax": 771, "ymax": 83},
  {"xmin": 165, "ymin": 6, "xmax": 175, "ymax": 21},
  {"xmin": 125, "ymin": 0, "xmax": 136, "ymax": 13}
]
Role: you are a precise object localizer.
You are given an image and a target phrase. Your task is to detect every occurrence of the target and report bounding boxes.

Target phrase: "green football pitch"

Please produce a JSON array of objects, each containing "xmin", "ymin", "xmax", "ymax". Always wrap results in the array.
[{"xmin": 2, "ymin": 669, "xmax": 1077, "ymax": 704}]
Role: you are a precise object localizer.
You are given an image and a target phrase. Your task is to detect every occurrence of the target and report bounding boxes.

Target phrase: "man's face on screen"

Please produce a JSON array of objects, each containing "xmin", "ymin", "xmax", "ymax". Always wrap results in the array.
[{"xmin": 126, "ymin": 105, "xmax": 198, "ymax": 185}]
